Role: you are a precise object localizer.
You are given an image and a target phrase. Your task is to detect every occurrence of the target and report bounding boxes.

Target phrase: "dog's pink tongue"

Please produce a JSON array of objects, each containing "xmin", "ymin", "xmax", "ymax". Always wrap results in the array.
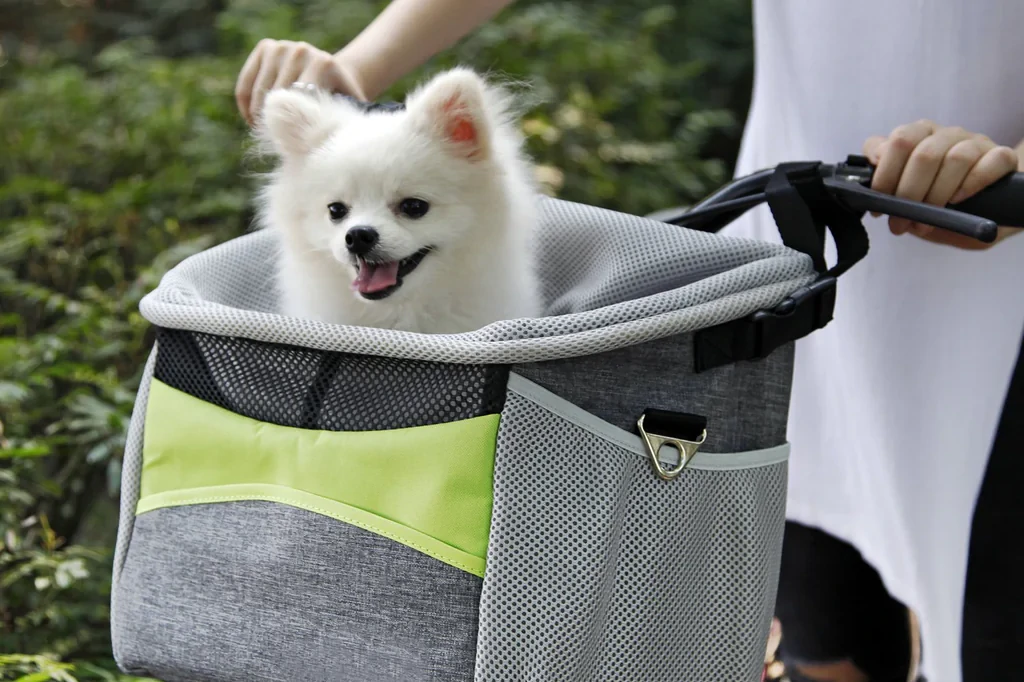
[{"xmin": 354, "ymin": 260, "xmax": 400, "ymax": 294}]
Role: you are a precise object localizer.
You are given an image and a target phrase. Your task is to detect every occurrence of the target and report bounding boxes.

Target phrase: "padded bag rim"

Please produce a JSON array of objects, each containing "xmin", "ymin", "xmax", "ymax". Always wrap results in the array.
[{"xmin": 138, "ymin": 197, "xmax": 816, "ymax": 364}]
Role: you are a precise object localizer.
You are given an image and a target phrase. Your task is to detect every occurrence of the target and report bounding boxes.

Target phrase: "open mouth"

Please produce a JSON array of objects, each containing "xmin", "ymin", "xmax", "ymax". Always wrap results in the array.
[{"xmin": 352, "ymin": 247, "xmax": 433, "ymax": 300}]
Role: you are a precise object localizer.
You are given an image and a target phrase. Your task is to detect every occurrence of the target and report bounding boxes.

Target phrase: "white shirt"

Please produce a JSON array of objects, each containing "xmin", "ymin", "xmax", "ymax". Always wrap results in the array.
[{"xmin": 724, "ymin": 2, "xmax": 1024, "ymax": 680}]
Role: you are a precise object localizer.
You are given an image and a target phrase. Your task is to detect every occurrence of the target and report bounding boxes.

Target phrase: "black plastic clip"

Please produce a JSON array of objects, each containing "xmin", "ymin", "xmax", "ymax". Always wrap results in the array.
[
  {"xmin": 333, "ymin": 93, "xmax": 406, "ymax": 113},
  {"xmin": 693, "ymin": 275, "xmax": 837, "ymax": 373}
]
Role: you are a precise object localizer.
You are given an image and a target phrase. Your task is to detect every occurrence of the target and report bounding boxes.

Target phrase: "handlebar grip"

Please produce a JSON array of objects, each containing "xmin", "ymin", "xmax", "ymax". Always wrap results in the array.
[{"xmin": 948, "ymin": 171, "xmax": 1024, "ymax": 228}]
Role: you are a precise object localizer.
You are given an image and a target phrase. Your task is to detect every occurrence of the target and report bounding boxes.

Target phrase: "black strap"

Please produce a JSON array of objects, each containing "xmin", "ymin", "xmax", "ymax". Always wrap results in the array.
[
  {"xmin": 693, "ymin": 163, "xmax": 869, "ymax": 372},
  {"xmin": 334, "ymin": 93, "xmax": 405, "ymax": 113},
  {"xmin": 767, "ymin": 162, "xmax": 869, "ymax": 278},
  {"xmin": 637, "ymin": 408, "xmax": 707, "ymax": 442},
  {"xmin": 766, "ymin": 163, "xmax": 828, "ymax": 272}
]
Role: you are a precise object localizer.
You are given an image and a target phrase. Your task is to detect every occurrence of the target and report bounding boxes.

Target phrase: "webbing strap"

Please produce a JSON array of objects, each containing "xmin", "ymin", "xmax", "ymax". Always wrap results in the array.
[
  {"xmin": 767, "ymin": 162, "xmax": 869, "ymax": 278},
  {"xmin": 693, "ymin": 163, "xmax": 870, "ymax": 372}
]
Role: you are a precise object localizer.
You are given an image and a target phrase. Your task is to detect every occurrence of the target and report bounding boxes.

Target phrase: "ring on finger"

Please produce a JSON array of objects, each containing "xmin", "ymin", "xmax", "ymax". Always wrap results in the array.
[{"xmin": 290, "ymin": 81, "xmax": 320, "ymax": 94}]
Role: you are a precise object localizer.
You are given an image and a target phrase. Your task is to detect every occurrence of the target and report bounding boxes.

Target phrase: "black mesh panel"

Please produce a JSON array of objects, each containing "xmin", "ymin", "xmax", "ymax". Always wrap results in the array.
[{"xmin": 153, "ymin": 328, "xmax": 509, "ymax": 431}]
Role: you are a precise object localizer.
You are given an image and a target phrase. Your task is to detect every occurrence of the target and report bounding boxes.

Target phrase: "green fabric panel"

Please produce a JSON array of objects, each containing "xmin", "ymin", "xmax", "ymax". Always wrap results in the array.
[{"xmin": 140, "ymin": 379, "xmax": 497, "ymax": 573}]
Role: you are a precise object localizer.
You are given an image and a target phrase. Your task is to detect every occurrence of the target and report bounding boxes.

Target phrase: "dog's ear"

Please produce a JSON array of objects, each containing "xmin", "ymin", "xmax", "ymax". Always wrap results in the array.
[
  {"xmin": 260, "ymin": 89, "xmax": 344, "ymax": 157},
  {"xmin": 407, "ymin": 68, "xmax": 494, "ymax": 162}
]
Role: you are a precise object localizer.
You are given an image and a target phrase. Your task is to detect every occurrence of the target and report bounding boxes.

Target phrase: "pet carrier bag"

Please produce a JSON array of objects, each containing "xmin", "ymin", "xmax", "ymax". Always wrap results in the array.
[{"xmin": 109, "ymin": 158, "xmax": 1015, "ymax": 682}]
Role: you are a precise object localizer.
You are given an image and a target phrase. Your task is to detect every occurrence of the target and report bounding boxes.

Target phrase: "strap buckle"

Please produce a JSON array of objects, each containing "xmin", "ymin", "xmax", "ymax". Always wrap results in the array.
[
  {"xmin": 750, "ymin": 274, "xmax": 836, "ymax": 335},
  {"xmin": 693, "ymin": 275, "xmax": 837, "ymax": 372}
]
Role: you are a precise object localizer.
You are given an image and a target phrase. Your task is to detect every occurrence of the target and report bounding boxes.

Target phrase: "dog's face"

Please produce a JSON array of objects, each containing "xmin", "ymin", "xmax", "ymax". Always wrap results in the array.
[{"xmin": 261, "ymin": 69, "xmax": 502, "ymax": 301}]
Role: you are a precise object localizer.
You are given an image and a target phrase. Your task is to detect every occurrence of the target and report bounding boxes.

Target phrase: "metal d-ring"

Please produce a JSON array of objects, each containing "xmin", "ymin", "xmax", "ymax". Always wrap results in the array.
[{"xmin": 637, "ymin": 413, "xmax": 707, "ymax": 480}]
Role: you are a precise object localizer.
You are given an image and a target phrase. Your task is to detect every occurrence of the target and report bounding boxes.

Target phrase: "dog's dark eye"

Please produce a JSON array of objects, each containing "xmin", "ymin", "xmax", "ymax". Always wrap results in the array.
[
  {"xmin": 398, "ymin": 198, "xmax": 430, "ymax": 219},
  {"xmin": 327, "ymin": 202, "xmax": 349, "ymax": 222}
]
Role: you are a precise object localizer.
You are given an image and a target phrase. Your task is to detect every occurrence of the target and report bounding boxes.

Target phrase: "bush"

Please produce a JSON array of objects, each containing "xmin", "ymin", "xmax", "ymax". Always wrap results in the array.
[{"xmin": 0, "ymin": 1, "xmax": 751, "ymax": 678}]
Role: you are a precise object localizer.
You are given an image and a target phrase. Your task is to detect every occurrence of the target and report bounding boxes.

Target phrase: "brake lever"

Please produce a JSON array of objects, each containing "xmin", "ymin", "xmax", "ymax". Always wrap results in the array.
[
  {"xmin": 822, "ymin": 178, "xmax": 998, "ymax": 242},
  {"xmin": 821, "ymin": 157, "xmax": 999, "ymax": 243}
]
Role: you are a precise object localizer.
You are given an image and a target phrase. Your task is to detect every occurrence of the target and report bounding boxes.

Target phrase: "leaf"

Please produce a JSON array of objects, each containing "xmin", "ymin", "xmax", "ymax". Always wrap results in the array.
[
  {"xmin": 0, "ymin": 380, "xmax": 31, "ymax": 403},
  {"xmin": 13, "ymin": 673, "xmax": 55, "ymax": 682},
  {"xmin": 107, "ymin": 458, "xmax": 123, "ymax": 496},
  {"xmin": 85, "ymin": 442, "xmax": 112, "ymax": 464},
  {"xmin": 0, "ymin": 445, "xmax": 51, "ymax": 459}
]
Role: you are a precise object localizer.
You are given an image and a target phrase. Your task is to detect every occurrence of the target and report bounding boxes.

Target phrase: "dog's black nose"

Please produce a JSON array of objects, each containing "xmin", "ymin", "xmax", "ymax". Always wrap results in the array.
[{"xmin": 345, "ymin": 226, "xmax": 379, "ymax": 256}]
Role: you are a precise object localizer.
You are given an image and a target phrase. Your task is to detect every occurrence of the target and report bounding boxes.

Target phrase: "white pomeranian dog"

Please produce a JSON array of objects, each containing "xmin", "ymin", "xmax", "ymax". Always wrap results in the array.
[{"xmin": 256, "ymin": 67, "xmax": 541, "ymax": 334}]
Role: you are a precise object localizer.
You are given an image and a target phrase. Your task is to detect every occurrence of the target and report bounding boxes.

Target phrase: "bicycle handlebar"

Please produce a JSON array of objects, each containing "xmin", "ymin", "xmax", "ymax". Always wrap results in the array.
[
  {"xmin": 665, "ymin": 155, "xmax": 1024, "ymax": 244},
  {"xmin": 946, "ymin": 172, "xmax": 1024, "ymax": 231}
]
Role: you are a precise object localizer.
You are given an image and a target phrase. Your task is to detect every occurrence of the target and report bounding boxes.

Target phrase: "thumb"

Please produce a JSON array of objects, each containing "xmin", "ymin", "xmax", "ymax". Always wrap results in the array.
[{"xmin": 862, "ymin": 135, "xmax": 887, "ymax": 216}]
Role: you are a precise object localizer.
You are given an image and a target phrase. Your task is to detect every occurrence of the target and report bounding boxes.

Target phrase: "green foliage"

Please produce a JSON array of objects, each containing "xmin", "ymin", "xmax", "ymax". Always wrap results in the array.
[
  {"xmin": 0, "ymin": 1, "xmax": 752, "ymax": 678},
  {"xmin": 0, "ymin": 43, "xmax": 249, "ymax": 681}
]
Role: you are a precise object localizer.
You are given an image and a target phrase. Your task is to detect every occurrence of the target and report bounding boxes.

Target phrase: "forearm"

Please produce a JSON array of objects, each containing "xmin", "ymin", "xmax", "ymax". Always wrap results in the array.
[{"xmin": 336, "ymin": 0, "xmax": 517, "ymax": 100}]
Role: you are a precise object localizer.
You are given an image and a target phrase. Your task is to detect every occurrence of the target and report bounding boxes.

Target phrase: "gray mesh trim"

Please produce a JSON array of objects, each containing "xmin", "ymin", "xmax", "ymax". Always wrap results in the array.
[
  {"xmin": 507, "ymin": 373, "xmax": 789, "ymax": 471},
  {"xmin": 138, "ymin": 198, "xmax": 816, "ymax": 364},
  {"xmin": 111, "ymin": 343, "xmax": 156, "ymax": 617}
]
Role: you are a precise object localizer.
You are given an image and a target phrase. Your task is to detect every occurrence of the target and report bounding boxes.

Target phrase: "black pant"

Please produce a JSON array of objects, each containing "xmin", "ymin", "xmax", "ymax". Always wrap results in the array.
[
  {"xmin": 961, "ymin": 331, "xmax": 1024, "ymax": 680},
  {"xmin": 776, "ymin": 332, "xmax": 1024, "ymax": 682},
  {"xmin": 775, "ymin": 521, "xmax": 915, "ymax": 682}
]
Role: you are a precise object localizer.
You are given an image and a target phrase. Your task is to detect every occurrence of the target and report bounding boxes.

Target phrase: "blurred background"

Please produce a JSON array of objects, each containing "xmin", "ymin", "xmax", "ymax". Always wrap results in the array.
[{"xmin": 0, "ymin": 0, "xmax": 757, "ymax": 678}]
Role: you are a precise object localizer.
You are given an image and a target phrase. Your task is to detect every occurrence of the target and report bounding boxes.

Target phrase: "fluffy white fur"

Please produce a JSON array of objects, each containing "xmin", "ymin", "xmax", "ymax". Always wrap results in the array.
[{"xmin": 256, "ymin": 67, "xmax": 541, "ymax": 334}]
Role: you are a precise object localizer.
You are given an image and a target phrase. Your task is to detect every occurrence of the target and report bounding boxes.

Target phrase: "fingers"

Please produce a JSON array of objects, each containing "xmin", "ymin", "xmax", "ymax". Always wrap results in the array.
[
  {"xmin": 235, "ymin": 40, "xmax": 355, "ymax": 127},
  {"xmin": 235, "ymin": 40, "xmax": 268, "ymax": 125},
  {"xmin": 899, "ymin": 138, "xmax": 1016, "ymax": 237},
  {"xmin": 862, "ymin": 136, "xmax": 887, "ymax": 216},
  {"xmin": 862, "ymin": 135, "xmax": 887, "ymax": 163},
  {"xmin": 871, "ymin": 120, "xmax": 939, "ymax": 235},
  {"xmin": 923, "ymin": 136, "xmax": 989, "ymax": 206},
  {"xmin": 249, "ymin": 42, "xmax": 287, "ymax": 126},
  {"xmin": 871, "ymin": 119, "xmax": 936, "ymax": 196},
  {"xmin": 863, "ymin": 119, "xmax": 1020, "ymax": 244},
  {"xmin": 274, "ymin": 44, "xmax": 310, "ymax": 90},
  {"xmin": 951, "ymin": 144, "xmax": 1018, "ymax": 204},
  {"xmin": 895, "ymin": 126, "xmax": 974, "ymax": 203},
  {"xmin": 886, "ymin": 126, "xmax": 972, "ymax": 234}
]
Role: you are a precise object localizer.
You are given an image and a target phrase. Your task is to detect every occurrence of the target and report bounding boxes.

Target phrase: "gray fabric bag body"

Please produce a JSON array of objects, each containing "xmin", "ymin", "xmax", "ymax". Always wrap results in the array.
[{"xmin": 111, "ymin": 197, "xmax": 815, "ymax": 681}]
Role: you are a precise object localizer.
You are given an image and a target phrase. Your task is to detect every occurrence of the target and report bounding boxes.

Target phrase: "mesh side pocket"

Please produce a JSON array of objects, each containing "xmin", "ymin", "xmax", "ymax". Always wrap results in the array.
[{"xmin": 476, "ymin": 380, "xmax": 787, "ymax": 682}]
